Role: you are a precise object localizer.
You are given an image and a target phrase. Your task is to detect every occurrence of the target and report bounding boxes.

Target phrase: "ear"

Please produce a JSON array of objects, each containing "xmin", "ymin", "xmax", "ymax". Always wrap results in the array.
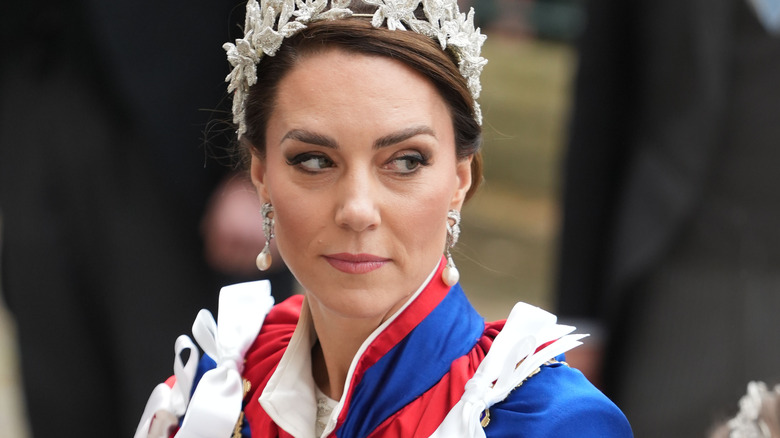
[
  {"xmin": 250, "ymin": 155, "xmax": 270, "ymax": 202},
  {"xmin": 450, "ymin": 156, "xmax": 473, "ymax": 210}
]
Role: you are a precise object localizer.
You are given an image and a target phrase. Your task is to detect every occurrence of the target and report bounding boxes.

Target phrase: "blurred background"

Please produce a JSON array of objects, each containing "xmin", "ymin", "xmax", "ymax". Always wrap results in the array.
[
  {"xmin": 10, "ymin": 0, "xmax": 780, "ymax": 437},
  {"xmin": 6, "ymin": 0, "xmax": 780, "ymax": 438},
  {"xmin": 0, "ymin": 1, "xmax": 583, "ymax": 435},
  {"xmin": 458, "ymin": 0, "xmax": 581, "ymax": 320}
]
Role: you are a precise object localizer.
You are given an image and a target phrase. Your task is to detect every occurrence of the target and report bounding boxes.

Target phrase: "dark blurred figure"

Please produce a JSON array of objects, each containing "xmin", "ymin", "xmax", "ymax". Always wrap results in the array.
[
  {"xmin": 0, "ymin": 1, "xmax": 294, "ymax": 436},
  {"xmin": 556, "ymin": 0, "xmax": 780, "ymax": 436}
]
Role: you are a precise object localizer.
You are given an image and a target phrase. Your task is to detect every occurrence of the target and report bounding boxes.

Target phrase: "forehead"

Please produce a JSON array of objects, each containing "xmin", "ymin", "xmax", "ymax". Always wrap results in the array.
[{"xmin": 269, "ymin": 49, "xmax": 453, "ymax": 136}]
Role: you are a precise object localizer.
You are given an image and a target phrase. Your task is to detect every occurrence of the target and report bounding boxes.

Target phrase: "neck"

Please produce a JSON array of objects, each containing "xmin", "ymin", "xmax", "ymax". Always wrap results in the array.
[
  {"xmin": 308, "ymin": 302, "xmax": 382, "ymax": 400},
  {"xmin": 305, "ymin": 262, "xmax": 441, "ymax": 400}
]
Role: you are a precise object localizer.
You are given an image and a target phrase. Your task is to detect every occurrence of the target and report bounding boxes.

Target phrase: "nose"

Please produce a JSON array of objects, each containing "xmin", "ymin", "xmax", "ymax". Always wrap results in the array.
[{"xmin": 334, "ymin": 169, "xmax": 381, "ymax": 232}]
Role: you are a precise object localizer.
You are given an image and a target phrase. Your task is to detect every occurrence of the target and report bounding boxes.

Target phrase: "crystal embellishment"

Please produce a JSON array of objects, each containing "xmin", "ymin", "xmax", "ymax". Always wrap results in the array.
[{"xmin": 223, "ymin": 0, "xmax": 488, "ymax": 136}]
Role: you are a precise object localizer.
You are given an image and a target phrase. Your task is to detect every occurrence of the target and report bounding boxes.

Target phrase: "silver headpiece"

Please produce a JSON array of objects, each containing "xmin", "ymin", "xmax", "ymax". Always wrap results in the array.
[
  {"xmin": 223, "ymin": 0, "xmax": 488, "ymax": 136},
  {"xmin": 725, "ymin": 381, "xmax": 780, "ymax": 438}
]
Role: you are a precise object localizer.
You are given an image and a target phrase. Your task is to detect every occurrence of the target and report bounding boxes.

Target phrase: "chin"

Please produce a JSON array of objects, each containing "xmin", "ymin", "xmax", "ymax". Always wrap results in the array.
[{"xmin": 313, "ymin": 284, "xmax": 411, "ymax": 320}]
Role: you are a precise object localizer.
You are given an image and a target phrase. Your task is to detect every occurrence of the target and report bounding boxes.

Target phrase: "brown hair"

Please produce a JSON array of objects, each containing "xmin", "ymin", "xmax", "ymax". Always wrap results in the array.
[{"xmin": 238, "ymin": 16, "xmax": 483, "ymax": 200}]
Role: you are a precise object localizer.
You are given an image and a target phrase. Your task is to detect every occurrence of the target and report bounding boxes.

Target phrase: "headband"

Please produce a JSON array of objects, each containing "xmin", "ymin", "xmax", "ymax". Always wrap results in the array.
[{"xmin": 223, "ymin": 0, "xmax": 488, "ymax": 135}]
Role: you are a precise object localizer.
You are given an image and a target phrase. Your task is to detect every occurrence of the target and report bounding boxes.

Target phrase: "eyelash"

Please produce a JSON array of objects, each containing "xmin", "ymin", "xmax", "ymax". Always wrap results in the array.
[
  {"xmin": 286, "ymin": 153, "xmax": 334, "ymax": 173},
  {"xmin": 388, "ymin": 152, "xmax": 430, "ymax": 174},
  {"xmin": 285, "ymin": 151, "xmax": 431, "ymax": 174}
]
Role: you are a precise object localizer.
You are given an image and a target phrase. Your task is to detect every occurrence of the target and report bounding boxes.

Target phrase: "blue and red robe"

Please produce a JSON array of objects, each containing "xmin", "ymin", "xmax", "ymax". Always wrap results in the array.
[{"xmin": 175, "ymin": 261, "xmax": 632, "ymax": 437}]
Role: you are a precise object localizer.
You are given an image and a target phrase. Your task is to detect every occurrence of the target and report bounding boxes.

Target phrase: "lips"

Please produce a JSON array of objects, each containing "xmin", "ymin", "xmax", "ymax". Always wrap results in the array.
[{"xmin": 323, "ymin": 253, "xmax": 390, "ymax": 274}]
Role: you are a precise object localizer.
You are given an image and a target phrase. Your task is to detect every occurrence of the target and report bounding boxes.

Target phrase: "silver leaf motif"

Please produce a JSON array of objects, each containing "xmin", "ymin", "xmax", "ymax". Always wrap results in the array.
[{"xmin": 224, "ymin": 0, "xmax": 487, "ymax": 135}]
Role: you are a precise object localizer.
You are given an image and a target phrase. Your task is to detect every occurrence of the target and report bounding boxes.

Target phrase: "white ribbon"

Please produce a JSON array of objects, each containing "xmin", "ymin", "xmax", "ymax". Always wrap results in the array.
[
  {"xmin": 134, "ymin": 335, "xmax": 200, "ymax": 438},
  {"xmin": 430, "ymin": 302, "xmax": 587, "ymax": 438},
  {"xmin": 174, "ymin": 280, "xmax": 275, "ymax": 438}
]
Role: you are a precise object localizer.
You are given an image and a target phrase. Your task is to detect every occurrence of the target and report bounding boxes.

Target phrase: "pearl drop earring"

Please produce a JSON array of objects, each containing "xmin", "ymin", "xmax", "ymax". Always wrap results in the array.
[
  {"xmin": 256, "ymin": 203, "xmax": 274, "ymax": 271},
  {"xmin": 442, "ymin": 210, "xmax": 461, "ymax": 287}
]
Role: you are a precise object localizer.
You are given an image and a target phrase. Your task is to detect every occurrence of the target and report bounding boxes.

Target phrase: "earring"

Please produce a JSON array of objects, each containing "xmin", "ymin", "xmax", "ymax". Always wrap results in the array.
[
  {"xmin": 442, "ymin": 209, "xmax": 461, "ymax": 287},
  {"xmin": 256, "ymin": 203, "xmax": 274, "ymax": 271}
]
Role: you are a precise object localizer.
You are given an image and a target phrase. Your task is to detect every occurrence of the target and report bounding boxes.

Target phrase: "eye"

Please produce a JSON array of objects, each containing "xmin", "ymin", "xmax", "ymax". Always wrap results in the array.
[
  {"xmin": 385, "ymin": 152, "xmax": 430, "ymax": 174},
  {"xmin": 286, "ymin": 153, "xmax": 334, "ymax": 172}
]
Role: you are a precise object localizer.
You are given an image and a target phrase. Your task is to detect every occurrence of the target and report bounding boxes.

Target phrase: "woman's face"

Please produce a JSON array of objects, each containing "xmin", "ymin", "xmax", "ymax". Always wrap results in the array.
[{"xmin": 251, "ymin": 48, "xmax": 472, "ymax": 322}]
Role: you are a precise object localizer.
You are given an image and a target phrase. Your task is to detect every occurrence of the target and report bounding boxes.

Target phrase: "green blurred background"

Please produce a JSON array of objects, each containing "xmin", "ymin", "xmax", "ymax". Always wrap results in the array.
[{"xmin": 455, "ymin": 0, "xmax": 580, "ymax": 320}]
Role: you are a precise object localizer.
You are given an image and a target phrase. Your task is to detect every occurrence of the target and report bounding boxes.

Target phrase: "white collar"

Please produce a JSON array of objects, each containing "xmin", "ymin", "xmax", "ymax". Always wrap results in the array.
[{"xmin": 258, "ymin": 263, "xmax": 439, "ymax": 438}]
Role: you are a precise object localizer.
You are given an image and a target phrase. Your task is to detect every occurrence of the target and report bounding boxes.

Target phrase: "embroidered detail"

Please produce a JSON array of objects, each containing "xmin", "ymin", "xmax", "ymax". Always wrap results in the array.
[
  {"xmin": 228, "ymin": 379, "xmax": 253, "ymax": 437},
  {"xmin": 474, "ymin": 360, "xmax": 567, "ymax": 431},
  {"xmin": 475, "ymin": 359, "xmax": 567, "ymax": 431},
  {"xmin": 515, "ymin": 358, "xmax": 567, "ymax": 390},
  {"xmin": 315, "ymin": 388, "xmax": 338, "ymax": 437},
  {"xmin": 243, "ymin": 378, "xmax": 252, "ymax": 397},
  {"xmin": 429, "ymin": 302, "xmax": 586, "ymax": 438},
  {"xmin": 232, "ymin": 411, "xmax": 246, "ymax": 438},
  {"xmin": 480, "ymin": 407, "xmax": 490, "ymax": 428}
]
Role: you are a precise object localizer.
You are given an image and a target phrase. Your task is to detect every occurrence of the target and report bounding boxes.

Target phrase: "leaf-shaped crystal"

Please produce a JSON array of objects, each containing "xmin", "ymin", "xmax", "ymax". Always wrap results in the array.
[{"xmin": 225, "ymin": 0, "xmax": 487, "ymax": 135}]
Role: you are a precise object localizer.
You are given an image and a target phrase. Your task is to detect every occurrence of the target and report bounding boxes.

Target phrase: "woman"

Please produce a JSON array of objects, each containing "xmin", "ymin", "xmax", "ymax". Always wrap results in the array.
[{"xmin": 135, "ymin": 0, "xmax": 632, "ymax": 436}]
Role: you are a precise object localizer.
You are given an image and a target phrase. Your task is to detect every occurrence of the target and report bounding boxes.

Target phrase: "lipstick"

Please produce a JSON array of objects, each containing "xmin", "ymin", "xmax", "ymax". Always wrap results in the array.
[{"xmin": 324, "ymin": 253, "xmax": 389, "ymax": 274}]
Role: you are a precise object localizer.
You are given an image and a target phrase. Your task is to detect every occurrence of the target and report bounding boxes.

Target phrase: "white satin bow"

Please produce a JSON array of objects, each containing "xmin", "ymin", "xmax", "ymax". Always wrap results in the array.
[
  {"xmin": 430, "ymin": 302, "xmax": 587, "ymax": 438},
  {"xmin": 134, "ymin": 335, "xmax": 200, "ymax": 438},
  {"xmin": 174, "ymin": 280, "xmax": 275, "ymax": 438}
]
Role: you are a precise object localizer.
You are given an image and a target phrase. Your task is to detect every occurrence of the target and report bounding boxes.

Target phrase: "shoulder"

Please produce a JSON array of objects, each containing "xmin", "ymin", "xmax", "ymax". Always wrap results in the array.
[
  {"xmin": 244, "ymin": 294, "xmax": 303, "ymax": 373},
  {"xmin": 257, "ymin": 294, "xmax": 303, "ymax": 336},
  {"xmin": 188, "ymin": 294, "xmax": 304, "ymax": 403},
  {"xmin": 486, "ymin": 357, "xmax": 633, "ymax": 437}
]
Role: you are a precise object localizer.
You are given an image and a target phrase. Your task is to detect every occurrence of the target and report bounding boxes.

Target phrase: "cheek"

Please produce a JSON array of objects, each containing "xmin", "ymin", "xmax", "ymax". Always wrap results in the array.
[
  {"xmin": 270, "ymin": 194, "xmax": 324, "ymax": 256},
  {"xmin": 390, "ymin": 182, "xmax": 453, "ymax": 252},
  {"xmin": 262, "ymin": 170, "xmax": 321, "ymax": 260}
]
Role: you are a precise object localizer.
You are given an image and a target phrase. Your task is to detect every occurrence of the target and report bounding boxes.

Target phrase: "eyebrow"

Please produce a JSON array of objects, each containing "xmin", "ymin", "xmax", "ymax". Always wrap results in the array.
[
  {"xmin": 373, "ymin": 125, "xmax": 437, "ymax": 149},
  {"xmin": 280, "ymin": 125, "xmax": 437, "ymax": 149},
  {"xmin": 281, "ymin": 129, "xmax": 338, "ymax": 148}
]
